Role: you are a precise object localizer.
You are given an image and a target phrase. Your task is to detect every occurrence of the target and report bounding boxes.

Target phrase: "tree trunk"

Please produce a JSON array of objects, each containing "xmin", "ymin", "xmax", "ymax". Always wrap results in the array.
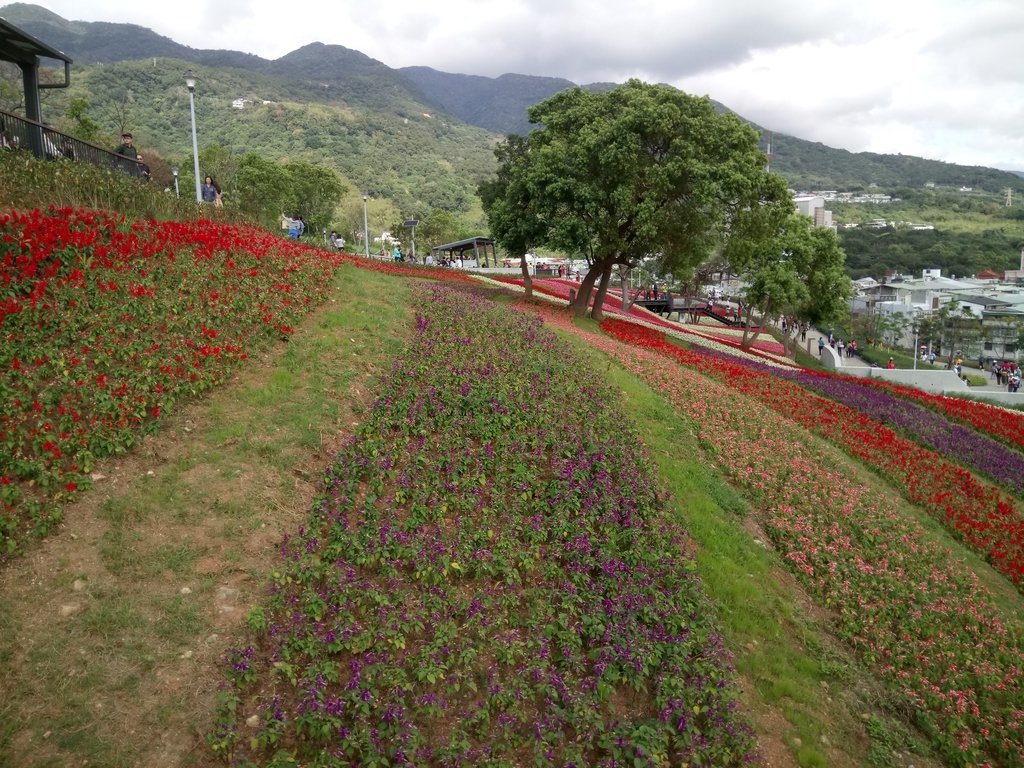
[
  {"xmin": 520, "ymin": 255, "xmax": 533, "ymax": 298},
  {"xmin": 571, "ymin": 264, "xmax": 602, "ymax": 317},
  {"xmin": 620, "ymin": 268, "xmax": 637, "ymax": 313},
  {"xmin": 741, "ymin": 299, "xmax": 771, "ymax": 349},
  {"xmin": 591, "ymin": 266, "xmax": 614, "ymax": 321}
]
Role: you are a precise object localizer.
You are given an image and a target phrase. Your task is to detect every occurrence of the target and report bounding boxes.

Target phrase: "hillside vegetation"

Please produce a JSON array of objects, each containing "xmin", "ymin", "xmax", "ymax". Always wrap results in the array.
[
  {"xmin": 835, "ymin": 188, "xmax": 1024, "ymax": 278},
  {"xmin": 4, "ymin": 152, "xmax": 1024, "ymax": 768}
]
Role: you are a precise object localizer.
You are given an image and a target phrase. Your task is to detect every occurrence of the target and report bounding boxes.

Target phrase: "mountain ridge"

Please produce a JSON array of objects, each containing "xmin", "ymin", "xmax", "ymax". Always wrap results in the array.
[{"xmin": 2, "ymin": 1, "xmax": 1022, "ymax": 196}]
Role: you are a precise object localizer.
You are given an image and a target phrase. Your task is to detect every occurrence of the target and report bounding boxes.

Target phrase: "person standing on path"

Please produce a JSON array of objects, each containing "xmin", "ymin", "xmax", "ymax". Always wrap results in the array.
[
  {"xmin": 114, "ymin": 132, "xmax": 141, "ymax": 176},
  {"xmin": 114, "ymin": 132, "xmax": 137, "ymax": 160},
  {"xmin": 818, "ymin": 337, "xmax": 825, "ymax": 355}
]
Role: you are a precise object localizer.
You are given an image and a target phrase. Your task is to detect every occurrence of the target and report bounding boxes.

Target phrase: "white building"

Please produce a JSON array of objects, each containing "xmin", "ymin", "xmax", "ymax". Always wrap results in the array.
[
  {"xmin": 852, "ymin": 269, "xmax": 1024, "ymax": 361},
  {"xmin": 792, "ymin": 194, "xmax": 835, "ymax": 230}
]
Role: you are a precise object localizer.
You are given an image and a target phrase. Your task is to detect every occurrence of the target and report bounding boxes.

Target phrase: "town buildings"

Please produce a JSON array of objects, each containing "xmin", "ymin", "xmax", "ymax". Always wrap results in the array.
[{"xmin": 852, "ymin": 262, "xmax": 1024, "ymax": 361}]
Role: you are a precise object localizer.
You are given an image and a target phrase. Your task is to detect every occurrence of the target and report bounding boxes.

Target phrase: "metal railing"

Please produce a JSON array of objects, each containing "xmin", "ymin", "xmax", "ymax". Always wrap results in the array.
[{"xmin": 0, "ymin": 107, "xmax": 144, "ymax": 176}]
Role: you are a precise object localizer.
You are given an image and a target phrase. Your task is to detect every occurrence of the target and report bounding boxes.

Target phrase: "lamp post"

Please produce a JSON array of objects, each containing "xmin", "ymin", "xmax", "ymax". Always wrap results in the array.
[
  {"xmin": 912, "ymin": 320, "xmax": 919, "ymax": 370},
  {"xmin": 363, "ymin": 195, "xmax": 370, "ymax": 259},
  {"xmin": 185, "ymin": 72, "xmax": 201, "ymax": 203},
  {"xmin": 403, "ymin": 219, "xmax": 419, "ymax": 263},
  {"xmin": 171, "ymin": 167, "xmax": 179, "ymax": 198}
]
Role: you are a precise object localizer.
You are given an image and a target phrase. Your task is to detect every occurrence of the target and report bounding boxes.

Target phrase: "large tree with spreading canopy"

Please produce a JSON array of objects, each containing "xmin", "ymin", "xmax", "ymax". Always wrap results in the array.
[{"xmin": 481, "ymin": 79, "xmax": 778, "ymax": 318}]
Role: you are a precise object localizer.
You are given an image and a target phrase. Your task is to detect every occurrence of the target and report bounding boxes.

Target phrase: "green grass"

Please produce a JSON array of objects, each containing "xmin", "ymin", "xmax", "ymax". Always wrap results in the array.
[{"xmin": 0, "ymin": 265, "xmax": 414, "ymax": 768}]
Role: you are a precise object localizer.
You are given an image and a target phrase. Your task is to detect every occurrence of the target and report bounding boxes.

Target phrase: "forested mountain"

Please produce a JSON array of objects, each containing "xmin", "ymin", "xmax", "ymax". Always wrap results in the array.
[
  {"xmin": 769, "ymin": 134, "xmax": 1022, "ymax": 195},
  {"xmin": 5, "ymin": 1, "xmax": 1022, "ymax": 196},
  {"xmin": 3, "ymin": 2, "xmax": 1023, "ymax": 277},
  {"xmin": 398, "ymin": 68, "xmax": 581, "ymax": 137}
]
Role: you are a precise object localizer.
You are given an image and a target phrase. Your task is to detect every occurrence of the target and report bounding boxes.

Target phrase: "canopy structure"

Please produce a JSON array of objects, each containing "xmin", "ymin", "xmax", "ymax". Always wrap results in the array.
[
  {"xmin": 0, "ymin": 17, "xmax": 72, "ymax": 124},
  {"xmin": 430, "ymin": 237, "xmax": 497, "ymax": 267}
]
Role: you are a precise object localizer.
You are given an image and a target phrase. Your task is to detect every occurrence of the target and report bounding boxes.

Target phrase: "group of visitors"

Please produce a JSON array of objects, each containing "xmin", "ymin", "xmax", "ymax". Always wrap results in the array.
[
  {"xmin": 817, "ymin": 331, "xmax": 859, "ymax": 359},
  {"xmin": 365, "ymin": 246, "xmax": 467, "ymax": 268},
  {"xmin": 556, "ymin": 264, "xmax": 582, "ymax": 281},
  {"xmin": 114, "ymin": 132, "xmax": 152, "ymax": 180},
  {"xmin": 991, "ymin": 359, "xmax": 1022, "ymax": 392}
]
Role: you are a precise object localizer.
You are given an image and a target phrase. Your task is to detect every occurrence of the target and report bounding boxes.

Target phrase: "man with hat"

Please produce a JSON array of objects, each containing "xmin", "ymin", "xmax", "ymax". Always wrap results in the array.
[
  {"xmin": 115, "ymin": 132, "xmax": 138, "ymax": 159},
  {"xmin": 114, "ymin": 132, "xmax": 141, "ymax": 176}
]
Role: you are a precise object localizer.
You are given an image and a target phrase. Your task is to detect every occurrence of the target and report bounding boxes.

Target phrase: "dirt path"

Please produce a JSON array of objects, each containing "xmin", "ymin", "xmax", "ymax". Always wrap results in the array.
[{"xmin": 0, "ymin": 277, "xmax": 410, "ymax": 767}]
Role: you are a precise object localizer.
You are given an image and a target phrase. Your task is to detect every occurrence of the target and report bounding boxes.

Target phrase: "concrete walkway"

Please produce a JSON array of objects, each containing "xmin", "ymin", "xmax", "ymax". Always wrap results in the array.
[
  {"xmin": 794, "ymin": 327, "xmax": 872, "ymax": 371},
  {"xmin": 800, "ymin": 327, "xmax": 1020, "ymax": 401}
]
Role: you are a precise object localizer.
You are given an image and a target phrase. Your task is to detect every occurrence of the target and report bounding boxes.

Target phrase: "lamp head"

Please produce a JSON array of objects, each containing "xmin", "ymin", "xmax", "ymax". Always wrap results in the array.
[
  {"xmin": 185, "ymin": 71, "xmax": 196, "ymax": 91},
  {"xmin": 363, "ymin": 195, "xmax": 368, "ymax": 202},
  {"xmin": 172, "ymin": 167, "xmax": 178, "ymax": 178}
]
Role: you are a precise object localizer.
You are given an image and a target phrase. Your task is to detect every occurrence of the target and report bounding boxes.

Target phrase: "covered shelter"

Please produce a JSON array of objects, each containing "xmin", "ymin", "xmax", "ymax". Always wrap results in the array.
[
  {"xmin": 430, "ymin": 237, "xmax": 497, "ymax": 268},
  {"xmin": 0, "ymin": 17, "xmax": 72, "ymax": 158},
  {"xmin": 0, "ymin": 17, "xmax": 71, "ymax": 123}
]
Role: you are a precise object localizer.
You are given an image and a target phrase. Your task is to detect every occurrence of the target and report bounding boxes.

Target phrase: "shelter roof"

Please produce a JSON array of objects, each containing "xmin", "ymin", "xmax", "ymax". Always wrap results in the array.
[
  {"xmin": 889, "ymin": 277, "xmax": 978, "ymax": 291},
  {"xmin": 957, "ymin": 294, "xmax": 1013, "ymax": 307},
  {"xmin": 0, "ymin": 17, "xmax": 71, "ymax": 67},
  {"xmin": 431, "ymin": 236, "xmax": 494, "ymax": 253}
]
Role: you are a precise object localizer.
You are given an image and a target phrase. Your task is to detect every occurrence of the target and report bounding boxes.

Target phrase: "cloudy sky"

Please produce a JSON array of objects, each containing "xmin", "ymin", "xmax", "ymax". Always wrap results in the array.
[{"xmin": 28, "ymin": 0, "xmax": 1024, "ymax": 171}]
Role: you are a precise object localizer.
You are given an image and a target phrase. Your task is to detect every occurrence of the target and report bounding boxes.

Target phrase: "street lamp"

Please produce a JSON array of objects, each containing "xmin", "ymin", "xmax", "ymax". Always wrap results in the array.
[
  {"xmin": 912, "ymin": 320, "xmax": 920, "ymax": 370},
  {"xmin": 403, "ymin": 219, "xmax": 419, "ymax": 263},
  {"xmin": 171, "ymin": 167, "xmax": 179, "ymax": 198},
  {"xmin": 185, "ymin": 72, "xmax": 201, "ymax": 203},
  {"xmin": 363, "ymin": 195, "xmax": 370, "ymax": 259}
]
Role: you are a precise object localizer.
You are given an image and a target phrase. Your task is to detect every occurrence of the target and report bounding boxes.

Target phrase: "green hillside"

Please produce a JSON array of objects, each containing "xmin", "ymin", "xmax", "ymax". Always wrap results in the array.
[
  {"xmin": 4, "ymin": 115, "xmax": 1024, "ymax": 768},
  {"xmin": 36, "ymin": 58, "xmax": 499, "ymax": 222},
  {"xmin": 832, "ymin": 187, "xmax": 1024, "ymax": 278}
]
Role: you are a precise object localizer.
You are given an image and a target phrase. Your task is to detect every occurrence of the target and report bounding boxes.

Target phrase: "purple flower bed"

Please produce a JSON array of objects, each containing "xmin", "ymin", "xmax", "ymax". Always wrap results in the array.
[
  {"xmin": 696, "ymin": 347, "xmax": 1024, "ymax": 495},
  {"xmin": 778, "ymin": 370, "xmax": 1024, "ymax": 495},
  {"xmin": 210, "ymin": 283, "xmax": 758, "ymax": 767}
]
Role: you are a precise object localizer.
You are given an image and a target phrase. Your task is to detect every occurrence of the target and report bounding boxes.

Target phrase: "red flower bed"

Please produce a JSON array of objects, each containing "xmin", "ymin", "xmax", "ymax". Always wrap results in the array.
[{"xmin": 0, "ymin": 207, "xmax": 361, "ymax": 551}]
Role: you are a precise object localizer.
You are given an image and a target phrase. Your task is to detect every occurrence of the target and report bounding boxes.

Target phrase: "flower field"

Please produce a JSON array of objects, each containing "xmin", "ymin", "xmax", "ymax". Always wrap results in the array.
[
  {"xmin": 542, "ymin": 310, "xmax": 1024, "ymax": 768},
  {"xmin": 0, "ymin": 207, "xmax": 474, "ymax": 555},
  {"xmin": 211, "ymin": 284, "xmax": 757, "ymax": 767},
  {"xmin": 5, "ymin": 202, "xmax": 1024, "ymax": 766},
  {"xmin": 601, "ymin": 319, "xmax": 1024, "ymax": 592}
]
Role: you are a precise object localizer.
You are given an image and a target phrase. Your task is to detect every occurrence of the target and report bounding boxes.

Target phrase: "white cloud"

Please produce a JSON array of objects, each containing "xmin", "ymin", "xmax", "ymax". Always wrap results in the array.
[{"xmin": 26, "ymin": 0, "xmax": 1024, "ymax": 169}]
